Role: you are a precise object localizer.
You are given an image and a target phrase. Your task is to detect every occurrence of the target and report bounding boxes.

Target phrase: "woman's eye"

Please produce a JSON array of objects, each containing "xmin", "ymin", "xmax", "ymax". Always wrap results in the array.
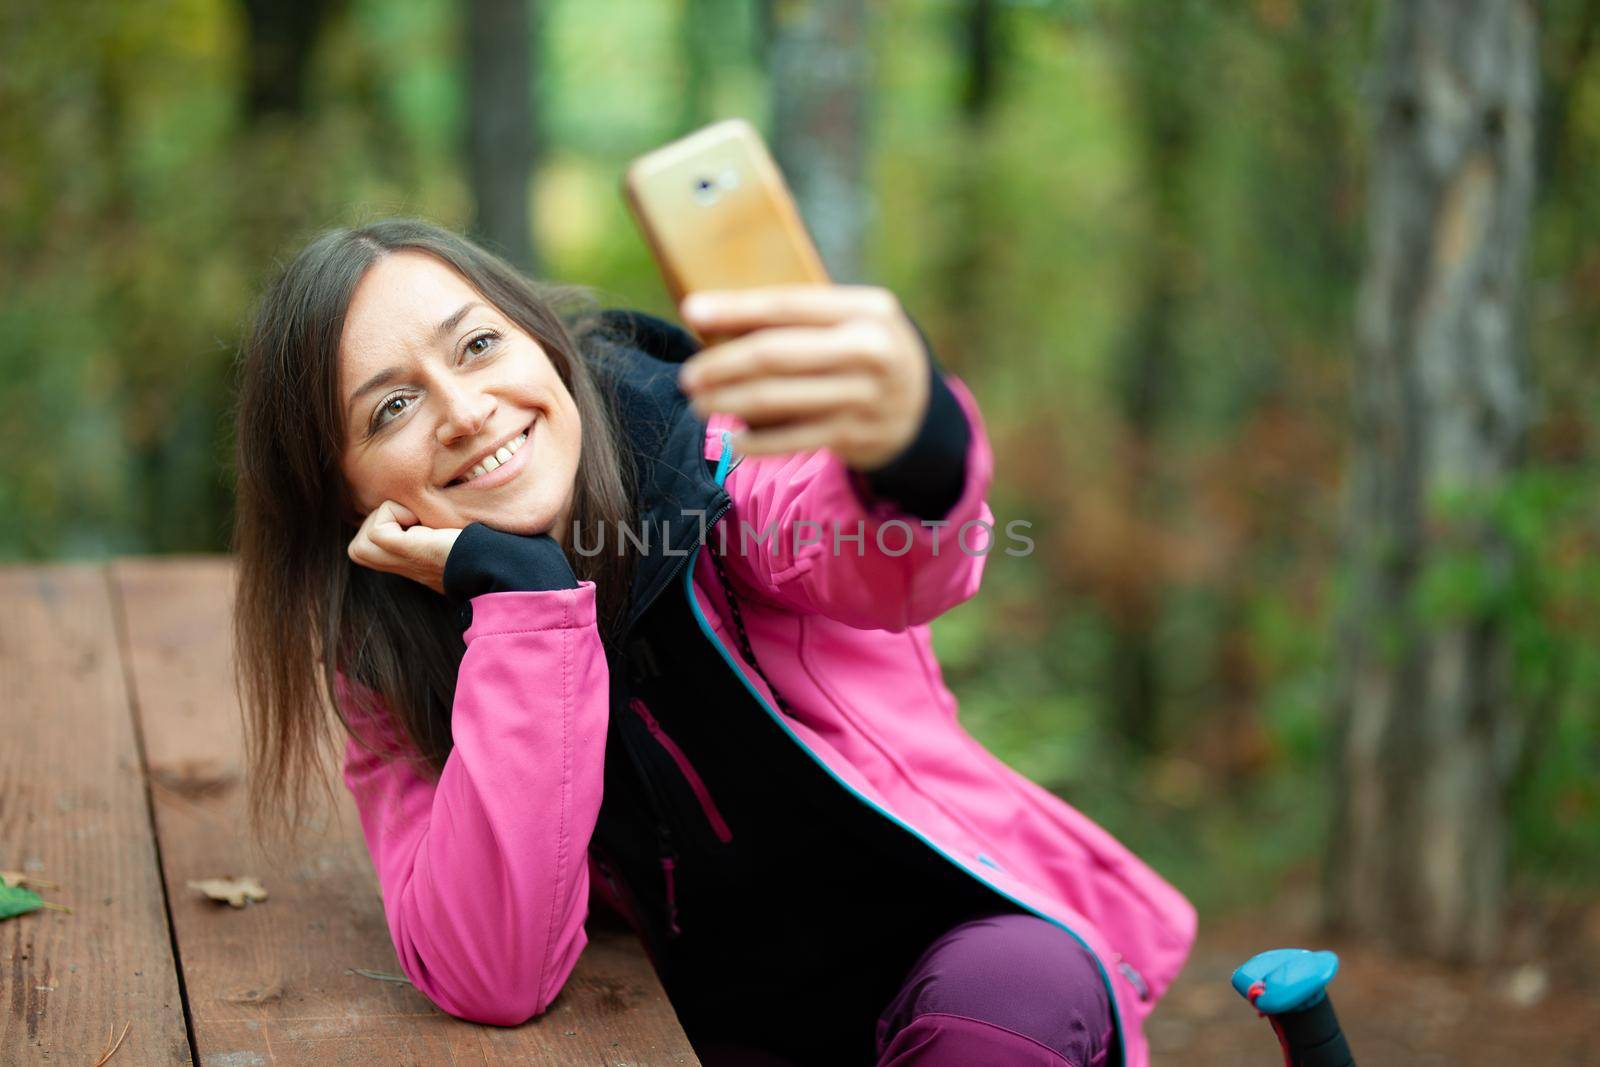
[
  {"xmin": 463, "ymin": 331, "xmax": 499, "ymax": 359},
  {"xmin": 364, "ymin": 332, "xmax": 498, "ymax": 435},
  {"xmin": 371, "ymin": 393, "xmax": 412, "ymax": 432}
]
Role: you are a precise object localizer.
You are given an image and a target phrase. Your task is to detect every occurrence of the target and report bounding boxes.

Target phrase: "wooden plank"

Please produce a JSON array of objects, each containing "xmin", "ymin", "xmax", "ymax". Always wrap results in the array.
[
  {"xmin": 112, "ymin": 556, "xmax": 698, "ymax": 1066},
  {"xmin": 0, "ymin": 563, "xmax": 192, "ymax": 1064}
]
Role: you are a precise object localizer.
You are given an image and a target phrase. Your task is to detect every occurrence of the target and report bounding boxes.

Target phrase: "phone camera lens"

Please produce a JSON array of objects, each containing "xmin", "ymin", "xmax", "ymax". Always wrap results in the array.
[{"xmin": 692, "ymin": 175, "xmax": 719, "ymax": 205}]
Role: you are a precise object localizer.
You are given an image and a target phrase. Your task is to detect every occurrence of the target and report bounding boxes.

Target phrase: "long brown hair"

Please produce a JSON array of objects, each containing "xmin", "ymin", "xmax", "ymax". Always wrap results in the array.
[{"xmin": 231, "ymin": 218, "xmax": 643, "ymax": 851}]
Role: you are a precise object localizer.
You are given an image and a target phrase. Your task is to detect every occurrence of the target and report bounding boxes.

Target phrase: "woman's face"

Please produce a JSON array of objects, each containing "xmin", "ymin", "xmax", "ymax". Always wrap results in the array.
[{"xmin": 337, "ymin": 250, "xmax": 581, "ymax": 542}]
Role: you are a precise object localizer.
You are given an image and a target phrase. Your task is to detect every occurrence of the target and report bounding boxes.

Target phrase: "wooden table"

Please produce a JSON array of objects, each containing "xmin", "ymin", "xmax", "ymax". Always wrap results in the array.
[{"xmin": 2, "ymin": 558, "xmax": 700, "ymax": 1066}]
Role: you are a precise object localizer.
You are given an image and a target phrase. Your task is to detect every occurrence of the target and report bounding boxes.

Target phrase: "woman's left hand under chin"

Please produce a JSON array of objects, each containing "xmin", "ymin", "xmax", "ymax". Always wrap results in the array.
[{"xmin": 675, "ymin": 284, "xmax": 930, "ymax": 473}]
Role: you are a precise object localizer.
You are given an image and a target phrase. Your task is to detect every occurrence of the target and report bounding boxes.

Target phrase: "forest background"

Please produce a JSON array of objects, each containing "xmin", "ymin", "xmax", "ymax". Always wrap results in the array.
[{"xmin": 2, "ymin": 1, "xmax": 1597, "ymax": 1058}]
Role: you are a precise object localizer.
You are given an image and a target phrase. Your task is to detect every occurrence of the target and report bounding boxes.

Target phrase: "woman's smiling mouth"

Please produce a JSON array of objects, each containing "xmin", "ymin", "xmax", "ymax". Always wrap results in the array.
[{"xmin": 445, "ymin": 419, "xmax": 535, "ymax": 489}]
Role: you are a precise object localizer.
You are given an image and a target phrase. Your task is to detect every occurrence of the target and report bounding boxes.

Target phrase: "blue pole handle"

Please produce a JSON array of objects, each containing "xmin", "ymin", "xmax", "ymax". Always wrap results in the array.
[{"xmin": 1232, "ymin": 949, "xmax": 1355, "ymax": 1067}]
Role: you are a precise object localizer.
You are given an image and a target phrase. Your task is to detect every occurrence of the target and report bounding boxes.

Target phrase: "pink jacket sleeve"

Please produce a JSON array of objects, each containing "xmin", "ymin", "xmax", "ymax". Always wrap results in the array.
[
  {"xmin": 707, "ymin": 373, "xmax": 998, "ymax": 632},
  {"xmin": 337, "ymin": 581, "xmax": 608, "ymax": 1026}
]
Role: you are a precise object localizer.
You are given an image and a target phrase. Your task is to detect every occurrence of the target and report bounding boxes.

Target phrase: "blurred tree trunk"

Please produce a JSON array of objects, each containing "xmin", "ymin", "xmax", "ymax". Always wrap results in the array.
[
  {"xmin": 960, "ymin": 0, "xmax": 1003, "ymax": 124},
  {"xmin": 764, "ymin": 0, "xmax": 869, "ymax": 282},
  {"xmin": 232, "ymin": 1, "xmax": 334, "ymax": 291},
  {"xmin": 1537, "ymin": 0, "xmax": 1600, "ymax": 184},
  {"xmin": 465, "ymin": 0, "xmax": 539, "ymax": 275},
  {"xmin": 1330, "ymin": 0, "xmax": 1538, "ymax": 962},
  {"xmin": 1104, "ymin": 5, "xmax": 1204, "ymax": 753},
  {"xmin": 240, "ymin": 0, "xmax": 336, "ymax": 119},
  {"xmin": 679, "ymin": 0, "xmax": 714, "ymax": 133},
  {"xmin": 926, "ymin": 0, "xmax": 1010, "ymax": 375}
]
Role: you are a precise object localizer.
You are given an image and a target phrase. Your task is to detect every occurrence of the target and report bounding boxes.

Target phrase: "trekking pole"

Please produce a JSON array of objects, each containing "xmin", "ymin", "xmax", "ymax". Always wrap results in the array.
[{"xmin": 1231, "ymin": 949, "xmax": 1355, "ymax": 1067}]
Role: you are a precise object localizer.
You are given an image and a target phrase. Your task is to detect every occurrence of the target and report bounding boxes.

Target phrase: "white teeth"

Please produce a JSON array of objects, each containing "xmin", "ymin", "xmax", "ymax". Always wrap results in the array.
[{"xmin": 454, "ymin": 428, "xmax": 531, "ymax": 485}]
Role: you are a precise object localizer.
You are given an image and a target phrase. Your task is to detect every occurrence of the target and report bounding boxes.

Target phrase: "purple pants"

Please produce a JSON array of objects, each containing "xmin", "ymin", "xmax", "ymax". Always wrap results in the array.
[{"xmin": 699, "ymin": 912, "xmax": 1116, "ymax": 1067}]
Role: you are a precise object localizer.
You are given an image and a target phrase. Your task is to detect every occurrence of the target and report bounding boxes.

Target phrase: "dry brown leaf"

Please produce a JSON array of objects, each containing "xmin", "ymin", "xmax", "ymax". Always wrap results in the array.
[
  {"xmin": 186, "ymin": 876, "xmax": 268, "ymax": 908},
  {"xmin": 1, "ymin": 869, "xmax": 60, "ymax": 890}
]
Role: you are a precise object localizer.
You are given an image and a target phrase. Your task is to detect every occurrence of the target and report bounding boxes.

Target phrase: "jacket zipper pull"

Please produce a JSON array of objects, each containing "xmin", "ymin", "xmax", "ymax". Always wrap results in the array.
[
  {"xmin": 1114, "ymin": 953, "xmax": 1151, "ymax": 1001},
  {"xmin": 657, "ymin": 825, "xmax": 682, "ymax": 938}
]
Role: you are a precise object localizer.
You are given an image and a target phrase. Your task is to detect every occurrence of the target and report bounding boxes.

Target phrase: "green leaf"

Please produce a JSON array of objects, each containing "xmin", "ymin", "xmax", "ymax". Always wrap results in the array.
[{"xmin": 0, "ymin": 884, "xmax": 44, "ymax": 921}]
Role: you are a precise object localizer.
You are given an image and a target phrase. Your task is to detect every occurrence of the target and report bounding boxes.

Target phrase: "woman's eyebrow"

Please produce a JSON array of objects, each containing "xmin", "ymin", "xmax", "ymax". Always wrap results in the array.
[
  {"xmin": 430, "ymin": 301, "xmax": 483, "ymax": 346},
  {"xmin": 344, "ymin": 301, "xmax": 485, "ymax": 421}
]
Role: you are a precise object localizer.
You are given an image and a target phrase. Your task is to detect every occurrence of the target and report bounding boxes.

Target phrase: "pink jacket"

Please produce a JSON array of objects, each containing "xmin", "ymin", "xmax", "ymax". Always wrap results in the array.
[{"xmin": 338, "ymin": 367, "xmax": 1196, "ymax": 1066}]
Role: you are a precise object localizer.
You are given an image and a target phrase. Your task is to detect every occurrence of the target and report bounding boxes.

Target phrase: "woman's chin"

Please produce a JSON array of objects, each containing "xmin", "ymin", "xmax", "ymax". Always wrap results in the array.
[
  {"xmin": 458, "ymin": 507, "xmax": 552, "ymax": 538},
  {"xmin": 442, "ymin": 480, "xmax": 567, "ymax": 540}
]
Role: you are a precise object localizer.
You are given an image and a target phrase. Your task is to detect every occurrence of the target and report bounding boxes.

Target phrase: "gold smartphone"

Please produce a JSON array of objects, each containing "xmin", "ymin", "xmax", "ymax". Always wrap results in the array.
[{"xmin": 622, "ymin": 118, "xmax": 830, "ymax": 340}]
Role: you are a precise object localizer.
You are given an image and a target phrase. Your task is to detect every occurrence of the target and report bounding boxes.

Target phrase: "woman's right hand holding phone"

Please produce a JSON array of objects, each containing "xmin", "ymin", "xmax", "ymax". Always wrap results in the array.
[{"xmin": 347, "ymin": 499, "xmax": 462, "ymax": 596}]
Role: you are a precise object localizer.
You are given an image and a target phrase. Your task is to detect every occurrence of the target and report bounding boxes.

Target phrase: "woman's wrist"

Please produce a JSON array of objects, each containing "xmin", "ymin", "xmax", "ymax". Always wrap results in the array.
[
  {"xmin": 849, "ymin": 345, "xmax": 970, "ymax": 522},
  {"xmin": 442, "ymin": 523, "xmax": 580, "ymax": 623}
]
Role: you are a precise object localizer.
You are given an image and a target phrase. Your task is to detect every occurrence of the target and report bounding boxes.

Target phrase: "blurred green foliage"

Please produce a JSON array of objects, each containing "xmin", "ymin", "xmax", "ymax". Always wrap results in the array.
[{"xmin": 2, "ymin": 0, "xmax": 1596, "ymax": 909}]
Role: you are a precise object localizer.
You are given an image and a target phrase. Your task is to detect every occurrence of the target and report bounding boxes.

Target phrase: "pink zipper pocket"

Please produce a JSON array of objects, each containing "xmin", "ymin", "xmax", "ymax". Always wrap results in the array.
[{"xmin": 628, "ymin": 697, "xmax": 734, "ymax": 844}]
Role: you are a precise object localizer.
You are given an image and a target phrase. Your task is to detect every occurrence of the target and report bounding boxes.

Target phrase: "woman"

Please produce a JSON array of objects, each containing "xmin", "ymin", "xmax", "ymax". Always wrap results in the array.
[{"xmin": 232, "ymin": 217, "xmax": 1195, "ymax": 1067}]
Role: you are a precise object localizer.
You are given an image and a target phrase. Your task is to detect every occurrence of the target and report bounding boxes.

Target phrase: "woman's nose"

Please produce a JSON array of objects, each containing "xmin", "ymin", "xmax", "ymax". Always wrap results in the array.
[{"xmin": 436, "ymin": 382, "xmax": 495, "ymax": 444}]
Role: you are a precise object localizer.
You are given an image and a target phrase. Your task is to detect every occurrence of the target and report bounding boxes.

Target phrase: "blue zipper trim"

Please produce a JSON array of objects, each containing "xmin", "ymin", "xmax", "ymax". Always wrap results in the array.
[
  {"xmin": 685, "ymin": 429, "xmax": 1131, "ymax": 1066},
  {"xmin": 713, "ymin": 428, "xmax": 737, "ymax": 484}
]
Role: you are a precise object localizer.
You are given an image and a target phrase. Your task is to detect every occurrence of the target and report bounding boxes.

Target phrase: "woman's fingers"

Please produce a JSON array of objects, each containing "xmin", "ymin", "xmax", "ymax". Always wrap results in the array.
[
  {"xmin": 361, "ymin": 501, "xmax": 408, "ymax": 552},
  {"xmin": 352, "ymin": 500, "xmax": 421, "ymax": 563},
  {"xmin": 359, "ymin": 499, "xmax": 407, "ymax": 537},
  {"xmin": 366, "ymin": 522, "xmax": 409, "ymax": 557},
  {"xmin": 680, "ymin": 284, "xmax": 899, "ymax": 334},
  {"xmin": 732, "ymin": 411, "xmax": 862, "ymax": 458},
  {"xmin": 690, "ymin": 372, "xmax": 880, "ymax": 426},
  {"xmin": 368, "ymin": 512, "xmax": 442, "ymax": 560},
  {"xmin": 673, "ymin": 283, "xmax": 929, "ymax": 469},
  {"xmin": 347, "ymin": 501, "xmax": 460, "ymax": 595},
  {"xmin": 679, "ymin": 321, "xmax": 893, "ymax": 393}
]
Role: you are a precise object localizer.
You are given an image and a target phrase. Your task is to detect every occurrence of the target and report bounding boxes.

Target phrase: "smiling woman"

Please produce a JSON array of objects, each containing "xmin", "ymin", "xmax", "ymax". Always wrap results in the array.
[
  {"xmin": 231, "ymin": 219, "xmax": 642, "ymax": 823},
  {"xmin": 335, "ymin": 254, "xmax": 582, "ymax": 541},
  {"xmin": 230, "ymin": 216, "xmax": 1193, "ymax": 1067}
]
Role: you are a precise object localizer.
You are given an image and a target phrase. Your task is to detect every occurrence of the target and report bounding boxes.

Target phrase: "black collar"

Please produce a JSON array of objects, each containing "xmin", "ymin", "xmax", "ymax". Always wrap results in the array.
[{"xmin": 587, "ymin": 312, "xmax": 732, "ymax": 635}]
